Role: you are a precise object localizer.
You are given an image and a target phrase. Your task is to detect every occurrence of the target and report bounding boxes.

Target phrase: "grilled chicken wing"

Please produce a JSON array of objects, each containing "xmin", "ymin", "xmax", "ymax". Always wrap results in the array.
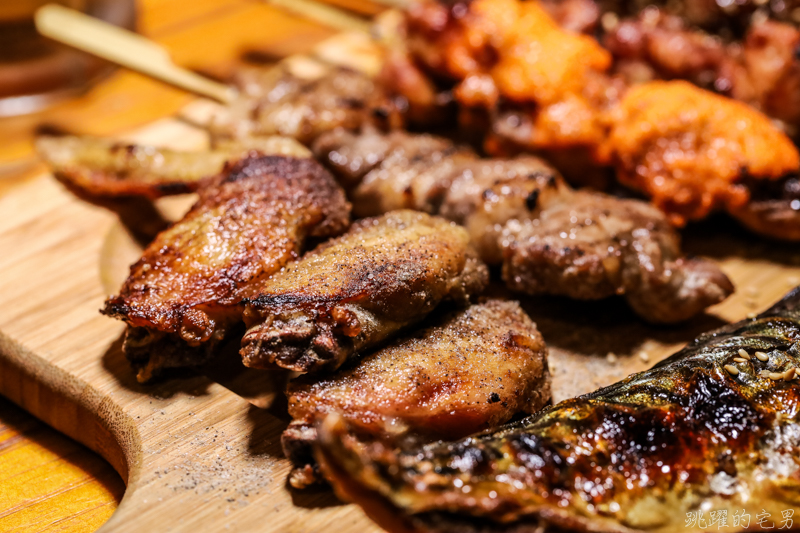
[
  {"xmin": 36, "ymin": 134, "xmax": 310, "ymax": 200},
  {"xmin": 314, "ymin": 128, "xmax": 733, "ymax": 323},
  {"xmin": 102, "ymin": 155, "xmax": 350, "ymax": 382},
  {"xmin": 318, "ymin": 286, "xmax": 800, "ymax": 533},
  {"xmin": 283, "ymin": 300, "xmax": 550, "ymax": 489},
  {"xmin": 240, "ymin": 210, "xmax": 489, "ymax": 374}
]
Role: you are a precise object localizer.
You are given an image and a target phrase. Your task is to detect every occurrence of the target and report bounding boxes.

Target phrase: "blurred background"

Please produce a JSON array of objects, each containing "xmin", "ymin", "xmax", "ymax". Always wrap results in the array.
[{"xmin": 0, "ymin": 0, "xmax": 382, "ymax": 178}]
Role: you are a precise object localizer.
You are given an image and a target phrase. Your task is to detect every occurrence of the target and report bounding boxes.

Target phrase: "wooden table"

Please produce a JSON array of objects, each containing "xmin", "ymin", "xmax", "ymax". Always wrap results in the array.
[{"xmin": 0, "ymin": 1, "xmax": 372, "ymax": 530}]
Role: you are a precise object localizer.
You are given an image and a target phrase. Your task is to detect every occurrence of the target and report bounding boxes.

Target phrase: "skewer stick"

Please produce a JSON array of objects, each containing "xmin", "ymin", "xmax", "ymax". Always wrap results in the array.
[
  {"xmin": 264, "ymin": 0, "xmax": 373, "ymax": 33},
  {"xmin": 35, "ymin": 4, "xmax": 238, "ymax": 104}
]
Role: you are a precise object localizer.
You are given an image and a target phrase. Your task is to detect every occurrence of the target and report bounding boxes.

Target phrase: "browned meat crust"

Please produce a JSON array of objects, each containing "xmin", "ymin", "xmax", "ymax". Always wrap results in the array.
[
  {"xmin": 315, "ymin": 127, "xmax": 478, "ymax": 217},
  {"xmin": 316, "ymin": 286, "xmax": 800, "ymax": 533},
  {"xmin": 728, "ymin": 175, "xmax": 800, "ymax": 241},
  {"xmin": 313, "ymin": 128, "xmax": 733, "ymax": 323},
  {"xmin": 598, "ymin": 0, "xmax": 800, "ymax": 36},
  {"xmin": 102, "ymin": 155, "xmax": 350, "ymax": 382},
  {"xmin": 211, "ymin": 65, "xmax": 402, "ymax": 144},
  {"xmin": 240, "ymin": 210, "xmax": 489, "ymax": 374},
  {"xmin": 603, "ymin": 8, "xmax": 725, "ymax": 87},
  {"xmin": 500, "ymin": 190, "xmax": 734, "ymax": 323},
  {"xmin": 36, "ymin": 134, "xmax": 310, "ymax": 200},
  {"xmin": 282, "ymin": 300, "xmax": 550, "ymax": 489}
]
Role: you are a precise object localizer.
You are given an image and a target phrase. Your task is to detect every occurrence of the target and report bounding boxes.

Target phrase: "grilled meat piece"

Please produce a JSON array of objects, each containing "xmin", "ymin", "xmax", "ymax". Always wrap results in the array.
[
  {"xmin": 597, "ymin": 0, "xmax": 800, "ymax": 36},
  {"xmin": 318, "ymin": 286, "xmax": 800, "ymax": 533},
  {"xmin": 241, "ymin": 210, "xmax": 489, "ymax": 374},
  {"xmin": 283, "ymin": 300, "xmax": 550, "ymax": 489},
  {"xmin": 601, "ymin": 80, "xmax": 800, "ymax": 225},
  {"xmin": 393, "ymin": 0, "xmax": 800, "ymax": 234},
  {"xmin": 210, "ymin": 64, "xmax": 401, "ymax": 144},
  {"xmin": 102, "ymin": 155, "xmax": 350, "ymax": 382},
  {"xmin": 603, "ymin": 8, "xmax": 725, "ymax": 87},
  {"xmin": 314, "ymin": 128, "xmax": 733, "ymax": 323},
  {"xmin": 728, "ymin": 175, "xmax": 800, "ymax": 241},
  {"xmin": 315, "ymin": 128, "xmax": 478, "ymax": 217},
  {"xmin": 603, "ymin": 8, "xmax": 800, "ymax": 137},
  {"xmin": 399, "ymin": 0, "xmax": 614, "ymax": 151},
  {"xmin": 36, "ymin": 134, "xmax": 309, "ymax": 200}
]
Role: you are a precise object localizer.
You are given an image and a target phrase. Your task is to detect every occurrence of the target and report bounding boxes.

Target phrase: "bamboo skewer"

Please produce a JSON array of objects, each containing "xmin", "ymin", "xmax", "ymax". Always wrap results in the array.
[
  {"xmin": 35, "ymin": 4, "xmax": 238, "ymax": 104},
  {"xmin": 264, "ymin": 0, "xmax": 373, "ymax": 33},
  {"xmin": 35, "ymin": 0, "xmax": 393, "ymax": 105}
]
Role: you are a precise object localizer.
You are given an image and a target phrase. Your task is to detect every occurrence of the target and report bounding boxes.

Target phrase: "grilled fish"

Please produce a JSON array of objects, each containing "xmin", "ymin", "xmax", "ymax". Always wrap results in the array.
[
  {"xmin": 317, "ymin": 287, "xmax": 800, "ymax": 533},
  {"xmin": 240, "ymin": 210, "xmax": 489, "ymax": 374},
  {"xmin": 103, "ymin": 155, "xmax": 350, "ymax": 382},
  {"xmin": 283, "ymin": 300, "xmax": 550, "ymax": 489}
]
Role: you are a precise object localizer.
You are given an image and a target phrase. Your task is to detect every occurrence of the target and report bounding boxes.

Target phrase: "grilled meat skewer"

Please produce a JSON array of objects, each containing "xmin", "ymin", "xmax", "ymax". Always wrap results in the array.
[{"xmin": 314, "ymin": 128, "xmax": 733, "ymax": 323}]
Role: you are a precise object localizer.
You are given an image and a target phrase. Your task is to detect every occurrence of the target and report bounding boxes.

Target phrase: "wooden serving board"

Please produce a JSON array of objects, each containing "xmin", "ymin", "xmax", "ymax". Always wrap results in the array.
[{"xmin": 2, "ymin": 30, "xmax": 800, "ymax": 533}]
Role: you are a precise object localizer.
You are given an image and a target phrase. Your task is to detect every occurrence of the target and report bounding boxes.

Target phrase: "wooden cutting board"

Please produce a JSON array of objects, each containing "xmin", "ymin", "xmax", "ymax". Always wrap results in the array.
[{"xmin": 2, "ymin": 30, "xmax": 800, "ymax": 533}]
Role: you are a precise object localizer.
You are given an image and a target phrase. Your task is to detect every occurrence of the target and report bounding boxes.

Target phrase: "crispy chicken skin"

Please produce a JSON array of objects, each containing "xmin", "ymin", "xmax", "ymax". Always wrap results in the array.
[
  {"xmin": 36, "ymin": 134, "xmax": 310, "ymax": 200},
  {"xmin": 240, "ymin": 210, "xmax": 489, "ymax": 374},
  {"xmin": 314, "ymin": 128, "xmax": 733, "ymax": 323},
  {"xmin": 283, "ymin": 300, "xmax": 551, "ymax": 489},
  {"xmin": 211, "ymin": 65, "xmax": 401, "ymax": 144},
  {"xmin": 102, "ymin": 155, "xmax": 350, "ymax": 382},
  {"xmin": 317, "ymin": 287, "xmax": 800, "ymax": 533}
]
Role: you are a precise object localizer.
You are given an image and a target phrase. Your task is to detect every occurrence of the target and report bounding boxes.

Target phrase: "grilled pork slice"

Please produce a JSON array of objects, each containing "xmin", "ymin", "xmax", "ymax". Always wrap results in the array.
[
  {"xmin": 102, "ymin": 155, "xmax": 350, "ymax": 382},
  {"xmin": 318, "ymin": 286, "xmax": 800, "ymax": 533},
  {"xmin": 240, "ymin": 210, "xmax": 489, "ymax": 374},
  {"xmin": 314, "ymin": 128, "xmax": 733, "ymax": 323},
  {"xmin": 283, "ymin": 300, "xmax": 550, "ymax": 489},
  {"xmin": 36, "ymin": 134, "xmax": 310, "ymax": 200}
]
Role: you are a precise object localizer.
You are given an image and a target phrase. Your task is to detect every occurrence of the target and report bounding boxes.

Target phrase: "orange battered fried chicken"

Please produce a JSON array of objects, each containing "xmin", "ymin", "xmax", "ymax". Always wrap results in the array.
[
  {"xmin": 600, "ymin": 80, "xmax": 800, "ymax": 225},
  {"xmin": 401, "ymin": 0, "xmax": 615, "ymax": 150}
]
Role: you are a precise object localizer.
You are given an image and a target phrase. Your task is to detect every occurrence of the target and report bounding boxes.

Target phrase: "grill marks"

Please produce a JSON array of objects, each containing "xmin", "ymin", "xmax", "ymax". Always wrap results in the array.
[{"xmin": 316, "ymin": 288, "xmax": 800, "ymax": 533}]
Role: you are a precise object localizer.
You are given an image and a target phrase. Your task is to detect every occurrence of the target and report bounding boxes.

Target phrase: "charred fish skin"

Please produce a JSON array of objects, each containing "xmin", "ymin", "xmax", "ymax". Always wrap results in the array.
[{"xmin": 317, "ymin": 287, "xmax": 800, "ymax": 533}]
